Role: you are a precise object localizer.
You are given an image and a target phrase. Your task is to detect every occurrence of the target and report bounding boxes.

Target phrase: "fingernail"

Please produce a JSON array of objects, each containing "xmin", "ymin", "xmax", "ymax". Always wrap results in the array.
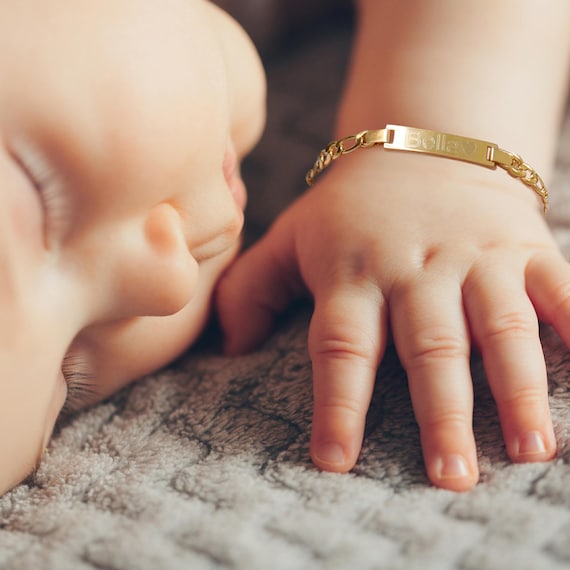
[
  {"xmin": 314, "ymin": 442, "xmax": 346, "ymax": 467},
  {"xmin": 516, "ymin": 431, "xmax": 546, "ymax": 456},
  {"xmin": 436, "ymin": 454, "xmax": 470, "ymax": 479}
]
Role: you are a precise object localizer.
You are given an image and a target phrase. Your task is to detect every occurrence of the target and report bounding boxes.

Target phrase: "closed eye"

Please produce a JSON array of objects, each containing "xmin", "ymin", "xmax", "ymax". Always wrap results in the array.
[{"xmin": 9, "ymin": 137, "xmax": 69, "ymax": 248}]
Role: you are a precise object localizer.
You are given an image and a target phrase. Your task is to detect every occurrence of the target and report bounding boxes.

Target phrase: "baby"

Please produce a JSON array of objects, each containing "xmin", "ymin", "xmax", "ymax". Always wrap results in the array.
[
  {"xmin": 0, "ymin": 0, "xmax": 265, "ymax": 494},
  {"xmin": 2, "ymin": 0, "xmax": 570, "ymax": 496}
]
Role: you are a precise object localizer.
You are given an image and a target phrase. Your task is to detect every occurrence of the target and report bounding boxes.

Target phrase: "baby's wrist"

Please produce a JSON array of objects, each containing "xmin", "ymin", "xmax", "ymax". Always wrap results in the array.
[{"xmin": 308, "ymin": 124, "xmax": 549, "ymax": 215}]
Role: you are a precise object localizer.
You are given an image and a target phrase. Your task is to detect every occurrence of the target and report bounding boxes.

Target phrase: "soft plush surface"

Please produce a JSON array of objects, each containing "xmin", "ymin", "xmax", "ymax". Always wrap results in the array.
[{"xmin": 3, "ymin": 14, "xmax": 570, "ymax": 570}]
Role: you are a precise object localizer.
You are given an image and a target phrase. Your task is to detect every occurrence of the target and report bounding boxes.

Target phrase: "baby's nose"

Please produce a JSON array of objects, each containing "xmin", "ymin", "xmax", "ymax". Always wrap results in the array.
[{"xmin": 106, "ymin": 203, "xmax": 199, "ymax": 318}]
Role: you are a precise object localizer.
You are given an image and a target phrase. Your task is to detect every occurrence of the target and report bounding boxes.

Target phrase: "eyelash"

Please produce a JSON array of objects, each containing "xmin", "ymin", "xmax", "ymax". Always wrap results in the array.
[
  {"xmin": 38, "ymin": 182, "xmax": 68, "ymax": 243},
  {"xmin": 61, "ymin": 353, "xmax": 96, "ymax": 415},
  {"xmin": 11, "ymin": 139, "xmax": 67, "ymax": 244}
]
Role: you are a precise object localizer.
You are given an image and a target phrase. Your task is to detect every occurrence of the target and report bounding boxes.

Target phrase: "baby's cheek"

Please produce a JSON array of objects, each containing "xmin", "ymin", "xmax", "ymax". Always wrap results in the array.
[
  {"xmin": 0, "ymin": 371, "xmax": 62, "ymax": 496},
  {"xmin": 41, "ymin": 373, "xmax": 68, "ymax": 449}
]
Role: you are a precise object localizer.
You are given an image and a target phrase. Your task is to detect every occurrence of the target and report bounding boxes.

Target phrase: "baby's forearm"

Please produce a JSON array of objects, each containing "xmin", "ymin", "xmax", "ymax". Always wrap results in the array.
[{"xmin": 338, "ymin": 0, "xmax": 570, "ymax": 178}]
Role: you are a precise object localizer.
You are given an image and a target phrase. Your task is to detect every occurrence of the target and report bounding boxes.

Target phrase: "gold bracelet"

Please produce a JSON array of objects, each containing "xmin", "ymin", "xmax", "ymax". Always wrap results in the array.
[{"xmin": 306, "ymin": 124, "xmax": 549, "ymax": 214}]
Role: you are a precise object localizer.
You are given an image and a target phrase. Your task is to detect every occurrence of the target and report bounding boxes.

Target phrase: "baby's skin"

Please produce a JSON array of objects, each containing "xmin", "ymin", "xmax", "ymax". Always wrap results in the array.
[{"xmin": 0, "ymin": 0, "xmax": 265, "ymax": 494}]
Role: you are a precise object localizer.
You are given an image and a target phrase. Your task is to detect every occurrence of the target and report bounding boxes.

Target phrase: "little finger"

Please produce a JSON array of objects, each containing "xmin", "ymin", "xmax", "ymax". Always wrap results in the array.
[{"xmin": 464, "ymin": 263, "xmax": 556, "ymax": 463}]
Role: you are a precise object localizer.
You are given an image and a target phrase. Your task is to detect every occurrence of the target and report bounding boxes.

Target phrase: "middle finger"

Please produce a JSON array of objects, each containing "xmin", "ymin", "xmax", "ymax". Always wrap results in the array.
[{"xmin": 390, "ymin": 275, "xmax": 479, "ymax": 491}]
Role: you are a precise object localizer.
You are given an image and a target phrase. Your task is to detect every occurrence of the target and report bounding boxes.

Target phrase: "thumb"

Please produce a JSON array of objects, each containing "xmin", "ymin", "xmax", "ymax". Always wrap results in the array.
[{"xmin": 216, "ymin": 215, "xmax": 306, "ymax": 355}]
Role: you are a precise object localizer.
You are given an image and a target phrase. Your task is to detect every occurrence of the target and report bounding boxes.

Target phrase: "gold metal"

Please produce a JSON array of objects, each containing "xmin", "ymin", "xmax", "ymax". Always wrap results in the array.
[{"xmin": 306, "ymin": 125, "xmax": 548, "ymax": 214}]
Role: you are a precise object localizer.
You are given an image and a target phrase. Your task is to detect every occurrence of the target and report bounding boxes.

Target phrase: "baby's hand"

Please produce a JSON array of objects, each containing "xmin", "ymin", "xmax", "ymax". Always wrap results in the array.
[{"xmin": 217, "ymin": 149, "xmax": 570, "ymax": 491}]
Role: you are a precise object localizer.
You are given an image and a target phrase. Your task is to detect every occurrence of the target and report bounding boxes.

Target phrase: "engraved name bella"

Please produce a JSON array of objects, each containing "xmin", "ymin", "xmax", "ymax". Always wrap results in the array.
[{"xmin": 402, "ymin": 128, "xmax": 478, "ymax": 160}]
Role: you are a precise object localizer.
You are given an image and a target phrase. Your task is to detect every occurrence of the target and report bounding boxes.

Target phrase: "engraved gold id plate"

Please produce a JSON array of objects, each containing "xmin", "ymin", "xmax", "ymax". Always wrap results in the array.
[{"xmin": 383, "ymin": 125, "xmax": 497, "ymax": 168}]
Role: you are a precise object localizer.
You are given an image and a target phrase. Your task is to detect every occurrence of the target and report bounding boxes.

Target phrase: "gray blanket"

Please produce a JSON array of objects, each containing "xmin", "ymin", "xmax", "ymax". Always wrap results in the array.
[{"xmin": 2, "ymin": 16, "xmax": 570, "ymax": 570}]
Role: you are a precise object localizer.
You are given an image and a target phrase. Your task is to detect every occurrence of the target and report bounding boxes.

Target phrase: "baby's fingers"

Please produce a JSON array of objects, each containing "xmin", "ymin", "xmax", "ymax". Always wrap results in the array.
[
  {"xmin": 464, "ymin": 261, "xmax": 556, "ymax": 463},
  {"xmin": 391, "ymin": 278, "xmax": 479, "ymax": 492},
  {"xmin": 216, "ymin": 217, "xmax": 303, "ymax": 355},
  {"xmin": 309, "ymin": 284, "xmax": 387, "ymax": 473},
  {"xmin": 526, "ymin": 251, "xmax": 570, "ymax": 346}
]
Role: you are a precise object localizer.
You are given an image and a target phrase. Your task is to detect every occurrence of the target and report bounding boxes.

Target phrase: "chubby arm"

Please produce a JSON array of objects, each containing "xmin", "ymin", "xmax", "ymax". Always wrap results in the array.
[
  {"xmin": 217, "ymin": 0, "xmax": 570, "ymax": 491},
  {"xmin": 339, "ymin": 0, "xmax": 570, "ymax": 173}
]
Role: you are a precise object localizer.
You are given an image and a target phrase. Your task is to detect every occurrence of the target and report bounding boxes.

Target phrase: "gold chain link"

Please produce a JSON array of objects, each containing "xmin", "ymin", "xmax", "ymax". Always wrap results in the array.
[
  {"xmin": 305, "ymin": 132, "xmax": 368, "ymax": 186},
  {"xmin": 496, "ymin": 152, "xmax": 549, "ymax": 212},
  {"xmin": 306, "ymin": 125, "xmax": 548, "ymax": 214}
]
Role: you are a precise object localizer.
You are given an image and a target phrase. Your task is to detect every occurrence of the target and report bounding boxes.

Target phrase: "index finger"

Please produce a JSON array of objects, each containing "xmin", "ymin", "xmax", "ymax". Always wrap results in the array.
[{"xmin": 308, "ymin": 282, "xmax": 387, "ymax": 472}]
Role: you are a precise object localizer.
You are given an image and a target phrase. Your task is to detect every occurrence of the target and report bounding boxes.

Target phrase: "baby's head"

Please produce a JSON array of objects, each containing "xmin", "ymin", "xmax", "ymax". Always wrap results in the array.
[{"xmin": 0, "ymin": 0, "xmax": 265, "ymax": 493}]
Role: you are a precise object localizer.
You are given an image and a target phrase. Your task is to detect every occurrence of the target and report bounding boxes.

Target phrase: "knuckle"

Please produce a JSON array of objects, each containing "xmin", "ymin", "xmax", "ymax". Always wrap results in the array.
[
  {"xmin": 482, "ymin": 310, "xmax": 537, "ymax": 342},
  {"xmin": 550, "ymin": 279, "xmax": 570, "ymax": 315},
  {"xmin": 403, "ymin": 328, "xmax": 468, "ymax": 369},
  {"xmin": 309, "ymin": 326, "xmax": 378, "ymax": 366},
  {"xmin": 495, "ymin": 386, "xmax": 546, "ymax": 410},
  {"xmin": 315, "ymin": 395, "xmax": 364, "ymax": 419},
  {"xmin": 421, "ymin": 409, "xmax": 472, "ymax": 433}
]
